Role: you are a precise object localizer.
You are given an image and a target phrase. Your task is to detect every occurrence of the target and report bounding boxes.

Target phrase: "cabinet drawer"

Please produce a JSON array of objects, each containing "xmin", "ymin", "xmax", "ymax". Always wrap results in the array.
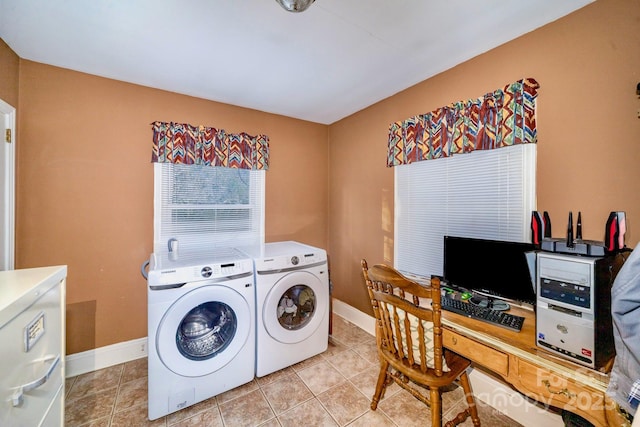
[
  {"xmin": 517, "ymin": 359, "xmax": 603, "ymax": 409},
  {"xmin": 443, "ymin": 330, "xmax": 508, "ymax": 376}
]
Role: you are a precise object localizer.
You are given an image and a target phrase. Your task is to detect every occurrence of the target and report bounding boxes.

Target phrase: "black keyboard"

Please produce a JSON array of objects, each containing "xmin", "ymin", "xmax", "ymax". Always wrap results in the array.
[{"xmin": 440, "ymin": 296, "xmax": 525, "ymax": 332}]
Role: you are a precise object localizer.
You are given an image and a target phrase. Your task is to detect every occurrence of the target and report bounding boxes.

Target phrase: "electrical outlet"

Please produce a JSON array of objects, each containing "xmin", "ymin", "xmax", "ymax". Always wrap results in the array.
[{"xmin": 140, "ymin": 342, "xmax": 146, "ymax": 354}]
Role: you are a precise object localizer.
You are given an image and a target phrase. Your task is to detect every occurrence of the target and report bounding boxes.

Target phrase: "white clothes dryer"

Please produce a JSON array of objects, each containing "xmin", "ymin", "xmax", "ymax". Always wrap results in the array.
[
  {"xmin": 147, "ymin": 248, "xmax": 255, "ymax": 420},
  {"xmin": 248, "ymin": 241, "xmax": 329, "ymax": 377}
]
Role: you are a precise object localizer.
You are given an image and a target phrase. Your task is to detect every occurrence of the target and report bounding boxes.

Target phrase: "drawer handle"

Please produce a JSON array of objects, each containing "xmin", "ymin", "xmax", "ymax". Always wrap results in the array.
[
  {"xmin": 542, "ymin": 379, "xmax": 576, "ymax": 398},
  {"xmin": 451, "ymin": 336, "xmax": 457, "ymax": 345},
  {"xmin": 12, "ymin": 354, "xmax": 61, "ymax": 407}
]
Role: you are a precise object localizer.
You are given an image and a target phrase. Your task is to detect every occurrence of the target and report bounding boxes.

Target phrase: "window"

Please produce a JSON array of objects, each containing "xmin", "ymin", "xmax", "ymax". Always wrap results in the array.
[
  {"xmin": 394, "ymin": 144, "xmax": 536, "ymax": 278},
  {"xmin": 154, "ymin": 163, "xmax": 265, "ymax": 254}
]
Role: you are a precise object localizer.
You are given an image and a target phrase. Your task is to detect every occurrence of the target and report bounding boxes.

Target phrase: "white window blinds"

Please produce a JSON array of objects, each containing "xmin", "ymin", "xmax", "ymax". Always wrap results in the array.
[
  {"xmin": 394, "ymin": 144, "xmax": 536, "ymax": 277},
  {"xmin": 154, "ymin": 163, "xmax": 265, "ymax": 255}
]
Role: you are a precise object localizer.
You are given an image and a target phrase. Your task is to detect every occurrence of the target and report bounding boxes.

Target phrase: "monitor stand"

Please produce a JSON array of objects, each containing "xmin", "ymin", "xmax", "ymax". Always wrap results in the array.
[{"xmin": 469, "ymin": 296, "xmax": 510, "ymax": 311}]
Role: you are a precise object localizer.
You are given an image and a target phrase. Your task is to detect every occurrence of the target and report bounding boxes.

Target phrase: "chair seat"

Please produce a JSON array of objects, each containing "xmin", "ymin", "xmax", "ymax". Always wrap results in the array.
[{"xmin": 380, "ymin": 348, "xmax": 472, "ymax": 389}]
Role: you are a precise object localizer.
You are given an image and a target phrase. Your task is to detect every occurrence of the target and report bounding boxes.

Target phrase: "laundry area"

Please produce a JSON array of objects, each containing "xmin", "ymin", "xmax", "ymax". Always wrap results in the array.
[{"xmin": 145, "ymin": 241, "xmax": 330, "ymax": 420}]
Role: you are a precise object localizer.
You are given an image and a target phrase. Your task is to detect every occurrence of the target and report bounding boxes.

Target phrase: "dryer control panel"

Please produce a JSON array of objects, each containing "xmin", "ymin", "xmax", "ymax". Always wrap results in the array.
[
  {"xmin": 249, "ymin": 241, "xmax": 328, "ymax": 273},
  {"xmin": 290, "ymin": 251, "xmax": 323, "ymax": 266},
  {"xmin": 255, "ymin": 251, "xmax": 326, "ymax": 272}
]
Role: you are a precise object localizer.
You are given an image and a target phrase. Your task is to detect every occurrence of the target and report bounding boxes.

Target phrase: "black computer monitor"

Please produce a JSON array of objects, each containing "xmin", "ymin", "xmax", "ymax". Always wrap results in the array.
[{"xmin": 443, "ymin": 235, "xmax": 536, "ymax": 306}]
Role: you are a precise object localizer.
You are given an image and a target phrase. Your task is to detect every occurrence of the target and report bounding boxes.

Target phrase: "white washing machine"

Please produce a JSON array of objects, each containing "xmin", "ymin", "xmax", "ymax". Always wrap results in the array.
[
  {"xmin": 147, "ymin": 248, "xmax": 255, "ymax": 420},
  {"xmin": 249, "ymin": 241, "xmax": 329, "ymax": 377}
]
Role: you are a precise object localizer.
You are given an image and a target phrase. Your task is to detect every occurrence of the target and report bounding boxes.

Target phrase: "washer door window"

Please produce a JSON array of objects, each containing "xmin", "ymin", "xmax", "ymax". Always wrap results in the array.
[
  {"xmin": 263, "ymin": 271, "xmax": 327, "ymax": 344},
  {"xmin": 177, "ymin": 301, "xmax": 236, "ymax": 361},
  {"xmin": 157, "ymin": 284, "xmax": 250, "ymax": 377}
]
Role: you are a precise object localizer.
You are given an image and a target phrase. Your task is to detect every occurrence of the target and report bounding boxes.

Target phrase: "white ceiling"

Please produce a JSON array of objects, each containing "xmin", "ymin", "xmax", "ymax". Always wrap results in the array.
[{"xmin": 0, "ymin": 0, "xmax": 592, "ymax": 124}]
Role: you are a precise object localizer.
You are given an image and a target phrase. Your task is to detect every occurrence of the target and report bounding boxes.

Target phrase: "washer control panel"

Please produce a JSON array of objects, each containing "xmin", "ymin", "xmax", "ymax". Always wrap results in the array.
[
  {"xmin": 206, "ymin": 262, "xmax": 248, "ymax": 277},
  {"xmin": 148, "ymin": 252, "xmax": 253, "ymax": 286}
]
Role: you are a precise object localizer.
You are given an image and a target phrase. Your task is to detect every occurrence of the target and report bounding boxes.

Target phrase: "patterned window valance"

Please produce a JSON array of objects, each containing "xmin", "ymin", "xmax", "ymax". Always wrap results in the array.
[
  {"xmin": 151, "ymin": 121, "xmax": 269, "ymax": 170},
  {"xmin": 387, "ymin": 78, "xmax": 539, "ymax": 167}
]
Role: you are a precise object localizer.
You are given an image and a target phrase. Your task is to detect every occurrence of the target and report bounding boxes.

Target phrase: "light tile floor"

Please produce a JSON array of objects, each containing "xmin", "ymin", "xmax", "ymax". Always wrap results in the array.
[{"xmin": 65, "ymin": 315, "xmax": 522, "ymax": 426}]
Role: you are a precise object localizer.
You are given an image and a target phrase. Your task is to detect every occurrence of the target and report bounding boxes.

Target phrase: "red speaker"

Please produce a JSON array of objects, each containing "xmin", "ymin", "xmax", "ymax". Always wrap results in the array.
[
  {"xmin": 604, "ymin": 211, "xmax": 626, "ymax": 253},
  {"xmin": 531, "ymin": 211, "xmax": 543, "ymax": 246}
]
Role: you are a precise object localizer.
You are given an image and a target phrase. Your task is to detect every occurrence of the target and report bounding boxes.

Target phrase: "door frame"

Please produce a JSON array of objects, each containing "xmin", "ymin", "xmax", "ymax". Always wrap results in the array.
[{"xmin": 1, "ymin": 98, "xmax": 16, "ymax": 271}]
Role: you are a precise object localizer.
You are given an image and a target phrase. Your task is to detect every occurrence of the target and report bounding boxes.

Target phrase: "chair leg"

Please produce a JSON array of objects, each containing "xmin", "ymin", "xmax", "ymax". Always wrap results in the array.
[
  {"xmin": 371, "ymin": 359, "xmax": 389, "ymax": 410},
  {"xmin": 459, "ymin": 370, "xmax": 481, "ymax": 426},
  {"xmin": 430, "ymin": 387, "xmax": 442, "ymax": 427}
]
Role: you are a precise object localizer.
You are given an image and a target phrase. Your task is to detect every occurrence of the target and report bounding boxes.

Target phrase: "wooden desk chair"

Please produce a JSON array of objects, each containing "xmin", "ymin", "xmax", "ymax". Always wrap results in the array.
[{"xmin": 361, "ymin": 260, "xmax": 481, "ymax": 427}]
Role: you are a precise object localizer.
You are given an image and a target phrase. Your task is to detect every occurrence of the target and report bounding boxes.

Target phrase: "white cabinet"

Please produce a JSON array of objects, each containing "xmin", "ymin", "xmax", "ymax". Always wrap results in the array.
[{"xmin": 0, "ymin": 266, "xmax": 67, "ymax": 427}]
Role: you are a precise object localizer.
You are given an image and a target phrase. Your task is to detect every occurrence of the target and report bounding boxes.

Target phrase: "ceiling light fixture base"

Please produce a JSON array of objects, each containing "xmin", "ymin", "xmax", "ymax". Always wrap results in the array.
[{"xmin": 275, "ymin": 0, "xmax": 315, "ymax": 13}]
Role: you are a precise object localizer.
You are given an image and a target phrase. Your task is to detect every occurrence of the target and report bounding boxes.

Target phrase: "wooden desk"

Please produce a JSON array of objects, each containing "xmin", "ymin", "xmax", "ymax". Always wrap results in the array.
[{"xmin": 440, "ymin": 305, "xmax": 630, "ymax": 427}]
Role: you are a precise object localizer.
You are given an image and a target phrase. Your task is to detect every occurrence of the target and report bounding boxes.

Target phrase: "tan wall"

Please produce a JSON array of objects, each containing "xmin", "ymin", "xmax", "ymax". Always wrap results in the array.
[
  {"xmin": 328, "ymin": 0, "xmax": 640, "ymax": 315},
  {"xmin": 0, "ymin": 38, "xmax": 19, "ymax": 107},
  {"xmin": 16, "ymin": 62, "xmax": 328, "ymax": 354}
]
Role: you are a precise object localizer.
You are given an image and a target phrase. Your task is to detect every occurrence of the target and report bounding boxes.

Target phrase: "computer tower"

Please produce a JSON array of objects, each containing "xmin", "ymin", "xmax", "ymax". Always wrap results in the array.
[{"xmin": 536, "ymin": 252, "xmax": 626, "ymax": 369}]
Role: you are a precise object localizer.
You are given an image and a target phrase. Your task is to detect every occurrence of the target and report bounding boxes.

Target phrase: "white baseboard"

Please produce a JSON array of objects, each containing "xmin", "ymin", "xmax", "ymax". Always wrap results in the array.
[
  {"xmin": 66, "ymin": 337, "xmax": 148, "ymax": 378},
  {"xmin": 332, "ymin": 298, "xmax": 563, "ymax": 427},
  {"xmin": 332, "ymin": 298, "xmax": 376, "ymax": 335}
]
